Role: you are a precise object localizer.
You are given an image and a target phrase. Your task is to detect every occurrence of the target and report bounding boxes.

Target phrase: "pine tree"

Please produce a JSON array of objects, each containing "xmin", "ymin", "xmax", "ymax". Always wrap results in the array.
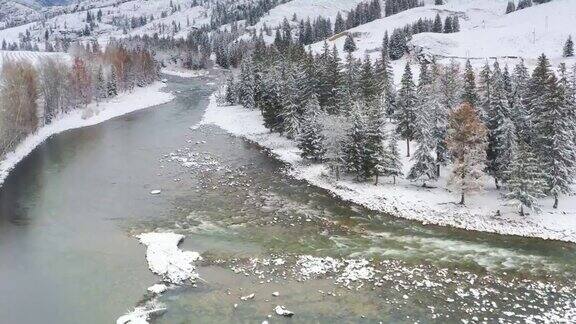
[
  {"xmin": 298, "ymin": 94, "xmax": 326, "ymax": 161},
  {"xmin": 384, "ymin": 131, "xmax": 403, "ymax": 184},
  {"xmin": 225, "ymin": 74, "xmax": 237, "ymax": 104},
  {"xmin": 462, "ymin": 59, "xmax": 478, "ymax": 107},
  {"xmin": 360, "ymin": 55, "xmax": 378, "ymax": 104},
  {"xmin": 563, "ymin": 36, "xmax": 574, "ymax": 58},
  {"xmin": 365, "ymin": 102, "xmax": 388, "ymax": 185},
  {"xmin": 506, "ymin": 138, "xmax": 547, "ymax": 215},
  {"xmin": 486, "ymin": 61, "xmax": 511, "ymax": 189},
  {"xmin": 396, "ymin": 63, "xmax": 417, "ymax": 157},
  {"xmin": 95, "ymin": 66, "xmax": 107, "ymax": 101},
  {"xmin": 447, "ymin": 103, "xmax": 488, "ymax": 205},
  {"xmin": 528, "ymin": 55, "xmax": 576, "ymax": 208},
  {"xmin": 238, "ymin": 56, "xmax": 256, "ymax": 109},
  {"xmin": 334, "ymin": 12, "xmax": 346, "ymax": 34},
  {"xmin": 343, "ymin": 34, "xmax": 357, "ymax": 53},
  {"xmin": 478, "ymin": 61, "xmax": 492, "ymax": 123},
  {"xmin": 452, "ymin": 16, "xmax": 460, "ymax": 32},
  {"xmin": 279, "ymin": 66, "xmax": 301, "ymax": 139},
  {"xmin": 343, "ymin": 103, "xmax": 368, "ymax": 180},
  {"xmin": 510, "ymin": 59, "xmax": 531, "ymax": 142},
  {"xmin": 443, "ymin": 16, "xmax": 453, "ymax": 33},
  {"xmin": 432, "ymin": 13, "xmax": 443, "ymax": 33},
  {"xmin": 407, "ymin": 107, "xmax": 437, "ymax": 185},
  {"xmin": 505, "ymin": 1, "xmax": 516, "ymax": 14},
  {"xmin": 107, "ymin": 67, "xmax": 118, "ymax": 97},
  {"xmin": 375, "ymin": 33, "xmax": 396, "ymax": 118}
]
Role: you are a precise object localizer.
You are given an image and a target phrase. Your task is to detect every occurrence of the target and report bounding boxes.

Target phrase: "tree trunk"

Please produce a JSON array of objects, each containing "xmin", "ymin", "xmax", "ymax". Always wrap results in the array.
[
  {"xmin": 406, "ymin": 138, "xmax": 411, "ymax": 157},
  {"xmin": 520, "ymin": 205, "xmax": 524, "ymax": 216},
  {"xmin": 494, "ymin": 178, "xmax": 500, "ymax": 190},
  {"xmin": 436, "ymin": 164, "xmax": 441, "ymax": 177},
  {"xmin": 459, "ymin": 192, "xmax": 465, "ymax": 205},
  {"xmin": 393, "ymin": 176, "xmax": 396, "ymax": 185},
  {"xmin": 335, "ymin": 166, "xmax": 340, "ymax": 181},
  {"xmin": 374, "ymin": 174, "xmax": 379, "ymax": 186},
  {"xmin": 554, "ymin": 195, "xmax": 559, "ymax": 209}
]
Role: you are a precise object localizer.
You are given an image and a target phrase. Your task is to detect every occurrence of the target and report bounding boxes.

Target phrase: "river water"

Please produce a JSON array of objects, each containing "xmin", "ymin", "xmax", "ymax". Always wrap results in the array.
[{"xmin": 0, "ymin": 72, "xmax": 575, "ymax": 323}]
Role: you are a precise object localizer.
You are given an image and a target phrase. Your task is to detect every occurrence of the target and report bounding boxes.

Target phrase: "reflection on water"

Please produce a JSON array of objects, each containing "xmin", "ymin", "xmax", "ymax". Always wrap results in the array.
[{"xmin": 0, "ymin": 72, "xmax": 575, "ymax": 324}]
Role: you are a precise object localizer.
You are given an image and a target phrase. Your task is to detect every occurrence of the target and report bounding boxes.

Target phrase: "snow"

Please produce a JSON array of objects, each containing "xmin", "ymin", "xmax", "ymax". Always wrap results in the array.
[
  {"xmin": 0, "ymin": 82, "xmax": 174, "ymax": 186},
  {"xmin": 136, "ymin": 232, "xmax": 202, "ymax": 285},
  {"xmin": 201, "ymin": 93, "xmax": 576, "ymax": 244},
  {"xmin": 116, "ymin": 304, "xmax": 166, "ymax": 324}
]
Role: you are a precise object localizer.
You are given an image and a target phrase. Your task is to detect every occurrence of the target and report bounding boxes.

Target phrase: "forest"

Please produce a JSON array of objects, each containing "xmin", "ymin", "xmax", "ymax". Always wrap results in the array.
[
  {"xmin": 225, "ymin": 32, "xmax": 576, "ymax": 215},
  {"xmin": 0, "ymin": 43, "xmax": 158, "ymax": 157}
]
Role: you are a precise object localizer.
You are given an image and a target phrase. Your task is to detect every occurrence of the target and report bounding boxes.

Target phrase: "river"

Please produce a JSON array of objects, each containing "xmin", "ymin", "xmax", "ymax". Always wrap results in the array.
[{"xmin": 0, "ymin": 71, "xmax": 575, "ymax": 323}]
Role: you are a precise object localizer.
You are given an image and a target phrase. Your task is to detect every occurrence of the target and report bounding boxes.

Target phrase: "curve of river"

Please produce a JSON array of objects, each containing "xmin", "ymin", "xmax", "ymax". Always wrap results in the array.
[{"xmin": 0, "ymin": 71, "xmax": 575, "ymax": 323}]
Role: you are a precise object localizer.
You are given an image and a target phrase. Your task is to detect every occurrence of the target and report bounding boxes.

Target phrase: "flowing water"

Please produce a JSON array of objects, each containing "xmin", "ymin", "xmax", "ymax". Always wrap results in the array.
[{"xmin": 0, "ymin": 72, "xmax": 575, "ymax": 324}]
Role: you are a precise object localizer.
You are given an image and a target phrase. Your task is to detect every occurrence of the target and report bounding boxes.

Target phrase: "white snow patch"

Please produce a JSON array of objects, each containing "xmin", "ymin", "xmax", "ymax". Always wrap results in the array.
[
  {"xmin": 0, "ymin": 82, "xmax": 174, "ymax": 186},
  {"xmin": 296, "ymin": 255, "xmax": 343, "ymax": 278},
  {"xmin": 136, "ymin": 232, "xmax": 202, "ymax": 285}
]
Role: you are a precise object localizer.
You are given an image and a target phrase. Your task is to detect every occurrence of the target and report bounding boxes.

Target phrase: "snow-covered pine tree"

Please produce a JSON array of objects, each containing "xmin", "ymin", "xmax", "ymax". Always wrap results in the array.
[
  {"xmin": 298, "ymin": 93, "xmax": 326, "ymax": 161},
  {"xmin": 443, "ymin": 16, "xmax": 453, "ymax": 33},
  {"xmin": 259, "ymin": 66, "xmax": 283, "ymax": 132},
  {"xmin": 279, "ymin": 65, "xmax": 301, "ymax": 139},
  {"xmin": 408, "ymin": 63, "xmax": 438, "ymax": 185},
  {"xmin": 542, "ymin": 69, "xmax": 576, "ymax": 208},
  {"xmin": 238, "ymin": 55, "xmax": 256, "ymax": 109},
  {"xmin": 343, "ymin": 103, "xmax": 368, "ymax": 180},
  {"xmin": 506, "ymin": 138, "xmax": 547, "ymax": 215},
  {"xmin": 375, "ymin": 33, "xmax": 396, "ymax": 118},
  {"xmin": 462, "ymin": 59, "xmax": 478, "ymax": 107},
  {"xmin": 95, "ymin": 65, "xmax": 107, "ymax": 101},
  {"xmin": 365, "ymin": 101, "xmax": 388, "ymax": 185},
  {"xmin": 343, "ymin": 34, "xmax": 357, "ymax": 53},
  {"xmin": 225, "ymin": 74, "xmax": 237, "ymax": 104},
  {"xmin": 510, "ymin": 59, "xmax": 531, "ymax": 142},
  {"xmin": 447, "ymin": 103, "xmax": 488, "ymax": 205},
  {"xmin": 563, "ymin": 36, "xmax": 574, "ymax": 58},
  {"xmin": 360, "ymin": 55, "xmax": 379, "ymax": 105},
  {"xmin": 432, "ymin": 13, "xmax": 443, "ymax": 33},
  {"xmin": 384, "ymin": 131, "xmax": 403, "ymax": 184},
  {"xmin": 107, "ymin": 66, "xmax": 118, "ymax": 97},
  {"xmin": 505, "ymin": 1, "xmax": 516, "ymax": 14},
  {"xmin": 486, "ymin": 61, "xmax": 511, "ymax": 189},
  {"xmin": 396, "ymin": 63, "xmax": 417, "ymax": 157},
  {"xmin": 344, "ymin": 52, "xmax": 361, "ymax": 101},
  {"xmin": 478, "ymin": 61, "xmax": 492, "ymax": 123},
  {"xmin": 452, "ymin": 16, "xmax": 460, "ymax": 32}
]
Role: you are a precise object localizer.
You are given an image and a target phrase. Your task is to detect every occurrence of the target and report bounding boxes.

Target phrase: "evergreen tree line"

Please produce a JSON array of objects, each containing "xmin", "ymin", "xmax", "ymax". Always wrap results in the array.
[
  {"xmin": 385, "ymin": 0, "xmax": 424, "ymax": 17},
  {"xmin": 0, "ymin": 44, "xmax": 158, "ymax": 157},
  {"xmin": 224, "ymin": 36, "xmax": 576, "ymax": 215}
]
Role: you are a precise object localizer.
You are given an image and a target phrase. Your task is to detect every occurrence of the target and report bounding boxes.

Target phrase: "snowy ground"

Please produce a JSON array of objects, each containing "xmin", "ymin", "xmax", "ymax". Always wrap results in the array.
[
  {"xmin": 0, "ymin": 81, "xmax": 174, "ymax": 186},
  {"xmin": 201, "ymin": 93, "xmax": 576, "ymax": 244}
]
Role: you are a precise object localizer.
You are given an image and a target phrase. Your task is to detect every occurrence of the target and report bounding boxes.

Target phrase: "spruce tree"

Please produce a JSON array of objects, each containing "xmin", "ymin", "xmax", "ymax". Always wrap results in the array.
[
  {"xmin": 452, "ymin": 16, "xmax": 460, "ymax": 32},
  {"xmin": 506, "ymin": 138, "xmax": 547, "ymax": 215},
  {"xmin": 563, "ymin": 36, "xmax": 574, "ymax": 58},
  {"xmin": 343, "ymin": 34, "xmax": 357, "ymax": 53},
  {"xmin": 478, "ymin": 61, "xmax": 492, "ymax": 123},
  {"xmin": 432, "ymin": 13, "xmax": 443, "ymax": 33},
  {"xmin": 462, "ymin": 59, "xmax": 478, "ymax": 107},
  {"xmin": 486, "ymin": 61, "xmax": 511, "ymax": 189},
  {"xmin": 107, "ymin": 67, "xmax": 118, "ymax": 97},
  {"xmin": 384, "ymin": 131, "xmax": 403, "ymax": 184},
  {"xmin": 505, "ymin": 1, "xmax": 516, "ymax": 14},
  {"xmin": 443, "ymin": 16, "xmax": 453, "ymax": 33},
  {"xmin": 365, "ymin": 102, "xmax": 388, "ymax": 185},
  {"xmin": 510, "ymin": 59, "xmax": 531, "ymax": 142},
  {"xmin": 298, "ymin": 94, "xmax": 326, "ymax": 161},
  {"xmin": 396, "ymin": 63, "xmax": 417, "ymax": 157},
  {"xmin": 360, "ymin": 56, "xmax": 378, "ymax": 104},
  {"xmin": 375, "ymin": 33, "xmax": 396, "ymax": 118},
  {"xmin": 343, "ymin": 103, "xmax": 368, "ymax": 180},
  {"xmin": 238, "ymin": 56, "xmax": 256, "ymax": 109}
]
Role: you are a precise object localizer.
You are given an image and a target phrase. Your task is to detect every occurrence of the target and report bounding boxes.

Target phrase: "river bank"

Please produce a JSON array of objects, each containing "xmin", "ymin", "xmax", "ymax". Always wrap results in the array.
[
  {"xmin": 0, "ymin": 82, "xmax": 174, "ymax": 186},
  {"xmin": 201, "ymin": 92, "xmax": 576, "ymax": 244}
]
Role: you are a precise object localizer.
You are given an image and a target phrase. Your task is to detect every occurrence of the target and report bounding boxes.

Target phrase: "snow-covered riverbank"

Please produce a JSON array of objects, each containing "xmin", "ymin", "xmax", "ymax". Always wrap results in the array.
[
  {"xmin": 0, "ymin": 82, "xmax": 174, "ymax": 186},
  {"xmin": 201, "ymin": 93, "xmax": 576, "ymax": 244}
]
